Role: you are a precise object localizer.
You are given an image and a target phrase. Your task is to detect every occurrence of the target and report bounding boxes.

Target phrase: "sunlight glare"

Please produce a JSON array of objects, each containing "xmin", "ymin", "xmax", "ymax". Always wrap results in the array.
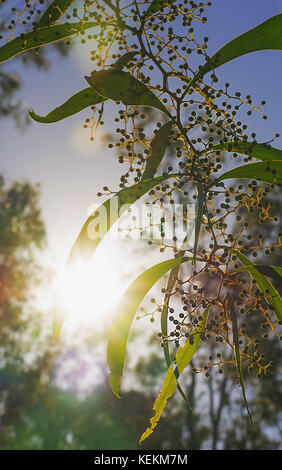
[{"xmin": 54, "ymin": 243, "xmax": 126, "ymax": 332}]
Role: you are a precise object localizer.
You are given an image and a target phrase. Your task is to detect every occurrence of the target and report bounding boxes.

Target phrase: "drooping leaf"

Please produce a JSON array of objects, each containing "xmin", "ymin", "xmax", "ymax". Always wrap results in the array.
[
  {"xmin": 161, "ymin": 229, "xmax": 197, "ymax": 370},
  {"xmin": 85, "ymin": 70, "xmax": 170, "ymax": 116},
  {"xmin": 230, "ymin": 264, "xmax": 282, "ymax": 284},
  {"xmin": 140, "ymin": 305, "xmax": 210, "ymax": 443},
  {"xmin": 0, "ymin": 22, "xmax": 97, "ymax": 65},
  {"xmin": 107, "ymin": 257, "xmax": 187, "ymax": 397},
  {"xmin": 68, "ymin": 173, "xmax": 181, "ymax": 264},
  {"xmin": 198, "ymin": 14, "xmax": 282, "ymax": 77},
  {"xmin": 29, "ymin": 88, "xmax": 107, "ymax": 123},
  {"xmin": 29, "ymin": 52, "xmax": 137, "ymax": 123},
  {"xmin": 161, "ymin": 263, "xmax": 182, "ymax": 368},
  {"xmin": 38, "ymin": 0, "xmax": 75, "ymax": 27},
  {"xmin": 226, "ymin": 293, "xmax": 253, "ymax": 425},
  {"xmin": 217, "ymin": 161, "xmax": 282, "ymax": 185},
  {"xmin": 235, "ymin": 252, "xmax": 282, "ymax": 322},
  {"xmin": 141, "ymin": 121, "xmax": 174, "ymax": 181},
  {"xmin": 143, "ymin": 0, "xmax": 177, "ymax": 18},
  {"xmin": 208, "ymin": 142, "xmax": 282, "ymax": 162},
  {"xmin": 160, "ymin": 265, "xmax": 189, "ymax": 406},
  {"xmin": 193, "ymin": 182, "xmax": 205, "ymax": 264}
]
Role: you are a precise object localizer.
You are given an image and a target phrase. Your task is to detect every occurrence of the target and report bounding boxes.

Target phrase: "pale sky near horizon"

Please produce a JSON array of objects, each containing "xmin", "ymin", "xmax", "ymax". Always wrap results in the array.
[{"xmin": 1, "ymin": 0, "xmax": 282, "ymax": 267}]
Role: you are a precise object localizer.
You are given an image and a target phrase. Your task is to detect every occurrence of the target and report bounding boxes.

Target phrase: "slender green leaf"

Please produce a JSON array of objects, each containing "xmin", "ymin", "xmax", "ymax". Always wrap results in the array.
[
  {"xmin": 85, "ymin": 70, "xmax": 170, "ymax": 116},
  {"xmin": 161, "ymin": 250, "xmax": 195, "ymax": 408},
  {"xmin": 107, "ymin": 257, "xmax": 186, "ymax": 397},
  {"xmin": 226, "ymin": 293, "xmax": 253, "ymax": 425},
  {"xmin": 194, "ymin": 182, "xmax": 205, "ymax": 264},
  {"xmin": 29, "ymin": 88, "xmax": 107, "ymax": 123},
  {"xmin": 140, "ymin": 305, "xmax": 210, "ymax": 443},
  {"xmin": 217, "ymin": 161, "xmax": 282, "ymax": 185},
  {"xmin": 230, "ymin": 264, "xmax": 282, "ymax": 284},
  {"xmin": 141, "ymin": 121, "xmax": 174, "ymax": 181},
  {"xmin": 38, "ymin": 0, "xmax": 75, "ymax": 27},
  {"xmin": 161, "ymin": 263, "xmax": 182, "ymax": 368},
  {"xmin": 208, "ymin": 142, "xmax": 282, "ymax": 162},
  {"xmin": 235, "ymin": 252, "xmax": 282, "ymax": 322},
  {"xmin": 199, "ymin": 14, "xmax": 282, "ymax": 77},
  {"xmin": 68, "ymin": 173, "xmax": 181, "ymax": 264},
  {"xmin": 29, "ymin": 52, "xmax": 137, "ymax": 123},
  {"xmin": 0, "ymin": 22, "xmax": 97, "ymax": 65}
]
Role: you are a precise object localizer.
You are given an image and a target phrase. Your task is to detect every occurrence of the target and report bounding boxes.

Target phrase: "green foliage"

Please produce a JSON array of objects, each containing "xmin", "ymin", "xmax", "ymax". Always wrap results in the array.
[
  {"xmin": 30, "ymin": 51, "xmax": 139, "ymax": 123},
  {"xmin": 107, "ymin": 257, "xmax": 185, "ymax": 397},
  {"xmin": 226, "ymin": 293, "xmax": 253, "ymax": 425},
  {"xmin": 197, "ymin": 13, "xmax": 282, "ymax": 78},
  {"xmin": 85, "ymin": 70, "xmax": 170, "ymax": 116},
  {"xmin": 141, "ymin": 122, "xmax": 174, "ymax": 181},
  {"xmin": 217, "ymin": 161, "xmax": 282, "ymax": 185},
  {"xmin": 38, "ymin": 0, "xmax": 76, "ymax": 27},
  {"xmin": 0, "ymin": 22, "xmax": 96, "ymax": 64},
  {"xmin": 235, "ymin": 252, "xmax": 282, "ymax": 322},
  {"xmin": 209, "ymin": 142, "xmax": 282, "ymax": 162},
  {"xmin": 231, "ymin": 264, "xmax": 282, "ymax": 283},
  {"xmin": 140, "ymin": 305, "xmax": 210, "ymax": 443},
  {"xmin": 1, "ymin": 0, "xmax": 281, "ymax": 446},
  {"xmin": 68, "ymin": 174, "xmax": 181, "ymax": 263},
  {"xmin": 29, "ymin": 88, "xmax": 107, "ymax": 123}
]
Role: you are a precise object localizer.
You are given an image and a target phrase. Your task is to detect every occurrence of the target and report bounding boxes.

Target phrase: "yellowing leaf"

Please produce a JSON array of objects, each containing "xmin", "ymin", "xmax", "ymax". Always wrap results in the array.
[{"xmin": 140, "ymin": 305, "xmax": 210, "ymax": 443}]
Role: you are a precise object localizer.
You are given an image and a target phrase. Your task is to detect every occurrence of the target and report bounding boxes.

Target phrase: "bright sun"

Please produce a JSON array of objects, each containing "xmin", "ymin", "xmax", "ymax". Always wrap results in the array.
[{"xmin": 53, "ymin": 242, "xmax": 128, "ymax": 333}]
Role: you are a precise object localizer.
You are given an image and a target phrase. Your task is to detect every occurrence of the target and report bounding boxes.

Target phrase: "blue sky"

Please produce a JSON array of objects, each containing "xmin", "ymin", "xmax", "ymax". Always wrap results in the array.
[{"xmin": 1, "ymin": 0, "xmax": 282, "ymax": 265}]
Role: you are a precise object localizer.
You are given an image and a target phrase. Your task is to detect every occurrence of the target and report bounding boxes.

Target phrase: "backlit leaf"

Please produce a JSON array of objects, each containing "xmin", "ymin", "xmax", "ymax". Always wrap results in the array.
[
  {"xmin": 38, "ymin": 0, "xmax": 75, "ymax": 27},
  {"xmin": 230, "ymin": 264, "xmax": 282, "ymax": 284},
  {"xmin": 208, "ymin": 142, "xmax": 282, "ymax": 162},
  {"xmin": 107, "ymin": 257, "xmax": 187, "ymax": 397},
  {"xmin": 0, "ymin": 22, "xmax": 97, "ymax": 64},
  {"xmin": 140, "ymin": 305, "xmax": 210, "ymax": 443},
  {"xmin": 68, "ymin": 174, "xmax": 181, "ymax": 264},
  {"xmin": 199, "ymin": 14, "xmax": 282, "ymax": 77},
  {"xmin": 29, "ymin": 88, "xmax": 107, "ymax": 123},
  {"xmin": 141, "ymin": 121, "xmax": 174, "ymax": 181},
  {"xmin": 85, "ymin": 70, "xmax": 170, "ymax": 116},
  {"xmin": 235, "ymin": 252, "xmax": 282, "ymax": 322},
  {"xmin": 30, "ymin": 52, "xmax": 139, "ymax": 123},
  {"xmin": 226, "ymin": 293, "xmax": 253, "ymax": 425},
  {"xmin": 193, "ymin": 182, "xmax": 205, "ymax": 264},
  {"xmin": 217, "ymin": 161, "xmax": 282, "ymax": 185}
]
